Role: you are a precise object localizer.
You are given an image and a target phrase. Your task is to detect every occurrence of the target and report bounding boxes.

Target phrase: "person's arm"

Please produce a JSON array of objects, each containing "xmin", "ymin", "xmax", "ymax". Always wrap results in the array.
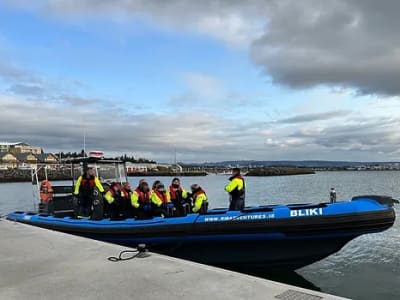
[
  {"xmin": 182, "ymin": 188, "xmax": 188, "ymax": 199},
  {"xmin": 94, "ymin": 177, "xmax": 104, "ymax": 193},
  {"xmin": 224, "ymin": 179, "xmax": 239, "ymax": 193},
  {"xmin": 73, "ymin": 176, "xmax": 82, "ymax": 195},
  {"xmin": 130, "ymin": 192, "xmax": 140, "ymax": 208},
  {"xmin": 104, "ymin": 191, "xmax": 114, "ymax": 204},
  {"xmin": 193, "ymin": 194, "xmax": 207, "ymax": 213},
  {"xmin": 151, "ymin": 193, "xmax": 163, "ymax": 207}
]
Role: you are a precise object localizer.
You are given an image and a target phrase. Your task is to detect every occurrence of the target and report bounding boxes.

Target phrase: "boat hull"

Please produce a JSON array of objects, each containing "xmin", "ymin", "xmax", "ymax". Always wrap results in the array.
[{"xmin": 7, "ymin": 196, "xmax": 396, "ymax": 270}]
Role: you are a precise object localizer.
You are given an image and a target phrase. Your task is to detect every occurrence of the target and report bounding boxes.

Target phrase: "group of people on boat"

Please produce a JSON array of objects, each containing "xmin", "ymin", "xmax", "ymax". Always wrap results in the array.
[
  {"xmin": 40, "ymin": 166, "xmax": 245, "ymax": 220},
  {"xmin": 102, "ymin": 177, "xmax": 208, "ymax": 219}
]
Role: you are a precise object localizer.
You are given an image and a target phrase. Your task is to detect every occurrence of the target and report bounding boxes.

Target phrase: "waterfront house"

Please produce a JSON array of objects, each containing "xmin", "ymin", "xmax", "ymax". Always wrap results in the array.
[
  {"xmin": 0, "ymin": 151, "xmax": 18, "ymax": 169},
  {"xmin": 35, "ymin": 153, "xmax": 58, "ymax": 169},
  {"xmin": 0, "ymin": 142, "xmax": 43, "ymax": 155},
  {"xmin": 16, "ymin": 152, "xmax": 39, "ymax": 169}
]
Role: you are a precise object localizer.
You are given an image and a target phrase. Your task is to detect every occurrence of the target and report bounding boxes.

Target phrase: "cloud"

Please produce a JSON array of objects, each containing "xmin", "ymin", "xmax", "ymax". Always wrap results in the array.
[
  {"xmin": 286, "ymin": 117, "xmax": 400, "ymax": 154},
  {"xmin": 1, "ymin": 1, "xmax": 400, "ymax": 162},
  {"xmin": 250, "ymin": 0, "xmax": 400, "ymax": 96},
  {"xmin": 276, "ymin": 110, "xmax": 351, "ymax": 124},
  {"xmin": 2, "ymin": 0, "xmax": 265, "ymax": 48},
  {"xmin": 0, "ymin": 94, "xmax": 245, "ymax": 161},
  {"xmin": 169, "ymin": 72, "xmax": 261, "ymax": 112},
  {"xmin": 169, "ymin": 72, "xmax": 226, "ymax": 107},
  {"xmin": 0, "ymin": 60, "xmax": 114, "ymax": 108},
  {"xmin": 1, "ymin": 91, "xmax": 399, "ymax": 162},
  {"xmin": 0, "ymin": 61, "xmax": 42, "ymax": 84},
  {"xmin": 7, "ymin": 0, "xmax": 400, "ymax": 96},
  {"xmin": 8, "ymin": 83, "xmax": 45, "ymax": 96}
]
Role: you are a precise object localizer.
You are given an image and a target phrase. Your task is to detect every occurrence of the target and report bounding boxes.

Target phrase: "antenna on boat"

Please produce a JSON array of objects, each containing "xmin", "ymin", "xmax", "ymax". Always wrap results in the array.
[
  {"xmin": 83, "ymin": 128, "xmax": 86, "ymax": 158},
  {"xmin": 174, "ymin": 147, "xmax": 177, "ymax": 174}
]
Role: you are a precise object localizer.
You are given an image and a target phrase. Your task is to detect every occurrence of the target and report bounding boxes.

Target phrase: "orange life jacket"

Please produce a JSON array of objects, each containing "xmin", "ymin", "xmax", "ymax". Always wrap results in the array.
[
  {"xmin": 154, "ymin": 190, "xmax": 169, "ymax": 204},
  {"xmin": 135, "ymin": 187, "xmax": 151, "ymax": 203},
  {"xmin": 121, "ymin": 188, "xmax": 131, "ymax": 200},
  {"xmin": 169, "ymin": 186, "xmax": 183, "ymax": 200},
  {"xmin": 40, "ymin": 180, "xmax": 53, "ymax": 203},
  {"xmin": 192, "ymin": 188, "xmax": 206, "ymax": 200},
  {"xmin": 80, "ymin": 176, "xmax": 96, "ymax": 189}
]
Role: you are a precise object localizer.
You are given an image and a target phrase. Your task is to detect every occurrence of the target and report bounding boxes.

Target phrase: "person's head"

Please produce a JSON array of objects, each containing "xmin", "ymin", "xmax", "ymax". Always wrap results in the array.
[
  {"xmin": 141, "ymin": 181, "xmax": 150, "ymax": 192},
  {"xmin": 171, "ymin": 177, "xmax": 180, "ymax": 188},
  {"xmin": 111, "ymin": 182, "xmax": 121, "ymax": 192},
  {"xmin": 190, "ymin": 183, "xmax": 200, "ymax": 192},
  {"xmin": 232, "ymin": 167, "xmax": 240, "ymax": 176},
  {"xmin": 123, "ymin": 182, "xmax": 131, "ymax": 191},
  {"xmin": 157, "ymin": 183, "xmax": 166, "ymax": 193},
  {"xmin": 87, "ymin": 167, "xmax": 95, "ymax": 177},
  {"xmin": 152, "ymin": 180, "xmax": 161, "ymax": 190}
]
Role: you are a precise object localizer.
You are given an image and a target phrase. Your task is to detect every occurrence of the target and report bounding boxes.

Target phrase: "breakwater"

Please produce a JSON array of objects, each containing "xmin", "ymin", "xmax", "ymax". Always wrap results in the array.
[
  {"xmin": 0, "ymin": 168, "xmax": 72, "ymax": 183},
  {"xmin": 128, "ymin": 171, "xmax": 208, "ymax": 177},
  {"xmin": 246, "ymin": 167, "xmax": 315, "ymax": 176}
]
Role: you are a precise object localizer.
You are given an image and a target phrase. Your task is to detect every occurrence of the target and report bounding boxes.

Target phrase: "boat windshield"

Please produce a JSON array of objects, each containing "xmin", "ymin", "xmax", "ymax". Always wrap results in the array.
[{"xmin": 62, "ymin": 157, "xmax": 128, "ymax": 185}]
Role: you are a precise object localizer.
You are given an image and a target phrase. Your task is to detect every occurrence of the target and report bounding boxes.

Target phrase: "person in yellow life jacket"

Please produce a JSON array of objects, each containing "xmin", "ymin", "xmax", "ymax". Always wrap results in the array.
[
  {"xmin": 131, "ymin": 180, "xmax": 153, "ymax": 219},
  {"xmin": 190, "ymin": 184, "xmax": 208, "ymax": 214},
  {"xmin": 225, "ymin": 167, "xmax": 245, "ymax": 211},
  {"xmin": 73, "ymin": 167, "xmax": 104, "ymax": 218},
  {"xmin": 152, "ymin": 182, "xmax": 175, "ymax": 217},
  {"xmin": 121, "ymin": 182, "xmax": 132, "ymax": 200},
  {"xmin": 104, "ymin": 182, "xmax": 123, "ymax": 219},
  {"xmin": 168, "ymin": 177, "xmax": 189, "ymax": 216},
  {"xmin": 39, "ymin": 180, "xmax": 53, "ymax": 203}
]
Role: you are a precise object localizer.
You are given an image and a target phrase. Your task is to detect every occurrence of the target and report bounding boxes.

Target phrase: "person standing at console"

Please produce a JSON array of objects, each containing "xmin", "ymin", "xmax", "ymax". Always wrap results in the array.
[
  {"xmin": 73, "ymin": 167, "xmax": 104, "ymax": 217},
  {"xmin": 224, "ymin": 167, "xmax": 245, "ymax": 211}
]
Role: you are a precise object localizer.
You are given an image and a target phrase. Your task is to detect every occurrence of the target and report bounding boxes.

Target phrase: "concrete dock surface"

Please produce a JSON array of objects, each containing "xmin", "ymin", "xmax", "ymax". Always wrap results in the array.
[{"xmin": 0, "ymin": 218, "xmax": 348, "ymax": 300}]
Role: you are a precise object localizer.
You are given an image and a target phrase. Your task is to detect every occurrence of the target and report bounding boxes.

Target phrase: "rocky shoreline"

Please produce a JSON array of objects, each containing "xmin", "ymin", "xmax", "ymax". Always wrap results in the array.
[
  {"xmin": 128, "ymin": 171, "xmax": 208, "ymax": 177},
  {"xmin": 246, "ymin": 167, "xmax": 315, "ymax": 176},
  {"xmin": 0, "ymin": 167, "xmax": 315, "ymax": 183},
  {"xmin": 0, "ymin": 169, "xmax": 73, "ymax": 183}
]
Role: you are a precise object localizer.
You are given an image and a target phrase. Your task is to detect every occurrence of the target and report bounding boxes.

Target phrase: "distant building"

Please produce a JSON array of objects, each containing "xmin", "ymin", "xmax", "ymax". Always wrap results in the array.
[
  {"xmin": 0, "ymin": 151, "xmax": 18, "ymax": 169},
  {"xmin": 0, "ymin": 142, "xmax": 43, "ymax": 154},
  {"xmin": 35, "ymin": 153, "xmax": 58, "ymax": 165},
  {"xmin": 16, "ymin": 152, "xmax": 39, "ymax": 169},
  {"xmin": 125, "ymin": 162, "xmax": 170, "ymax": 173},
  {"xmin": 0, "ymin": 145, "xmax": 58, "ymax": 169}
]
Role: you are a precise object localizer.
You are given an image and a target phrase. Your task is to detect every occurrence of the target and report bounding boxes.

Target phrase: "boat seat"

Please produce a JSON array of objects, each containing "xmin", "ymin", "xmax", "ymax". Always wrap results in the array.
[{"xmin": 40, "ymin": 185, "xmax": 75, "ymax": 217}]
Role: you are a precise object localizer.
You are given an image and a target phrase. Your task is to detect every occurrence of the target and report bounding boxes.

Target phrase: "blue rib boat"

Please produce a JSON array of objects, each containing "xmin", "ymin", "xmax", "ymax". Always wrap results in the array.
[{"xmin": 7, "ymin": 195, "xmax": 396, "ymax": 270}]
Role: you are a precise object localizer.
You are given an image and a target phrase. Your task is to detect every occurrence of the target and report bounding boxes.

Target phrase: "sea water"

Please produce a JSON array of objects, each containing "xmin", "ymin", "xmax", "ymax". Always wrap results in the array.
[{"xmin": 1, "ymin": 171, "xmax": 399, "ymax": 300}]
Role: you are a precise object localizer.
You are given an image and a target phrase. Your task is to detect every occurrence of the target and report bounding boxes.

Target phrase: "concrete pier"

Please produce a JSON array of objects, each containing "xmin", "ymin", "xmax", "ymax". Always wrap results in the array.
[{"xmin": 0, "ymin": 218, "xmax": 348, "ymax": 300}]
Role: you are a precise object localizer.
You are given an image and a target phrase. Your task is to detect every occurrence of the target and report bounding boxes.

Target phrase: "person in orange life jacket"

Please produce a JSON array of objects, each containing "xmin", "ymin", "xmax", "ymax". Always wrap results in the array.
[
  {"xmin": 190, "ymin": 184, "xmax": 208, "ymax": 214},
  {"xmin": 151, "ymin": 180, "xmax": 161, "ymax": 191},
  {"xmin": 119, "ymin": 182, "xmax": 134, "ymax": 218},
  {"xmin": 225, "ymin": 167, "xmax": 245, "ymax": 211},
  {"xmin": 151, "ymin": 182, "xmax": 175, "ymax": 217},
  {"xmin": 121, "ymin": 182, "xmax": 132, "ymax": 201},
  {"xmin": 73, "ymin": 167, "xmax": 104, "ymax": 218},
  {"xmin": 131, "ymin": 180, "xmax": 153, "ymax": 219},
  {"xmin": 168, "ymin": 177, "xmax": 189, "ymax": 216},
  {"xmin": 104, "ymin": 182, "xmax": 124, "ymax": 219}
]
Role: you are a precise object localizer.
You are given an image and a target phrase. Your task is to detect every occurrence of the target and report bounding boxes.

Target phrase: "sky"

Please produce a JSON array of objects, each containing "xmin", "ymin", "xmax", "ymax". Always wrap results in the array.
[{"xmin": 0, "ymin": 0, "xmax": 399, "ymax": 163}]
